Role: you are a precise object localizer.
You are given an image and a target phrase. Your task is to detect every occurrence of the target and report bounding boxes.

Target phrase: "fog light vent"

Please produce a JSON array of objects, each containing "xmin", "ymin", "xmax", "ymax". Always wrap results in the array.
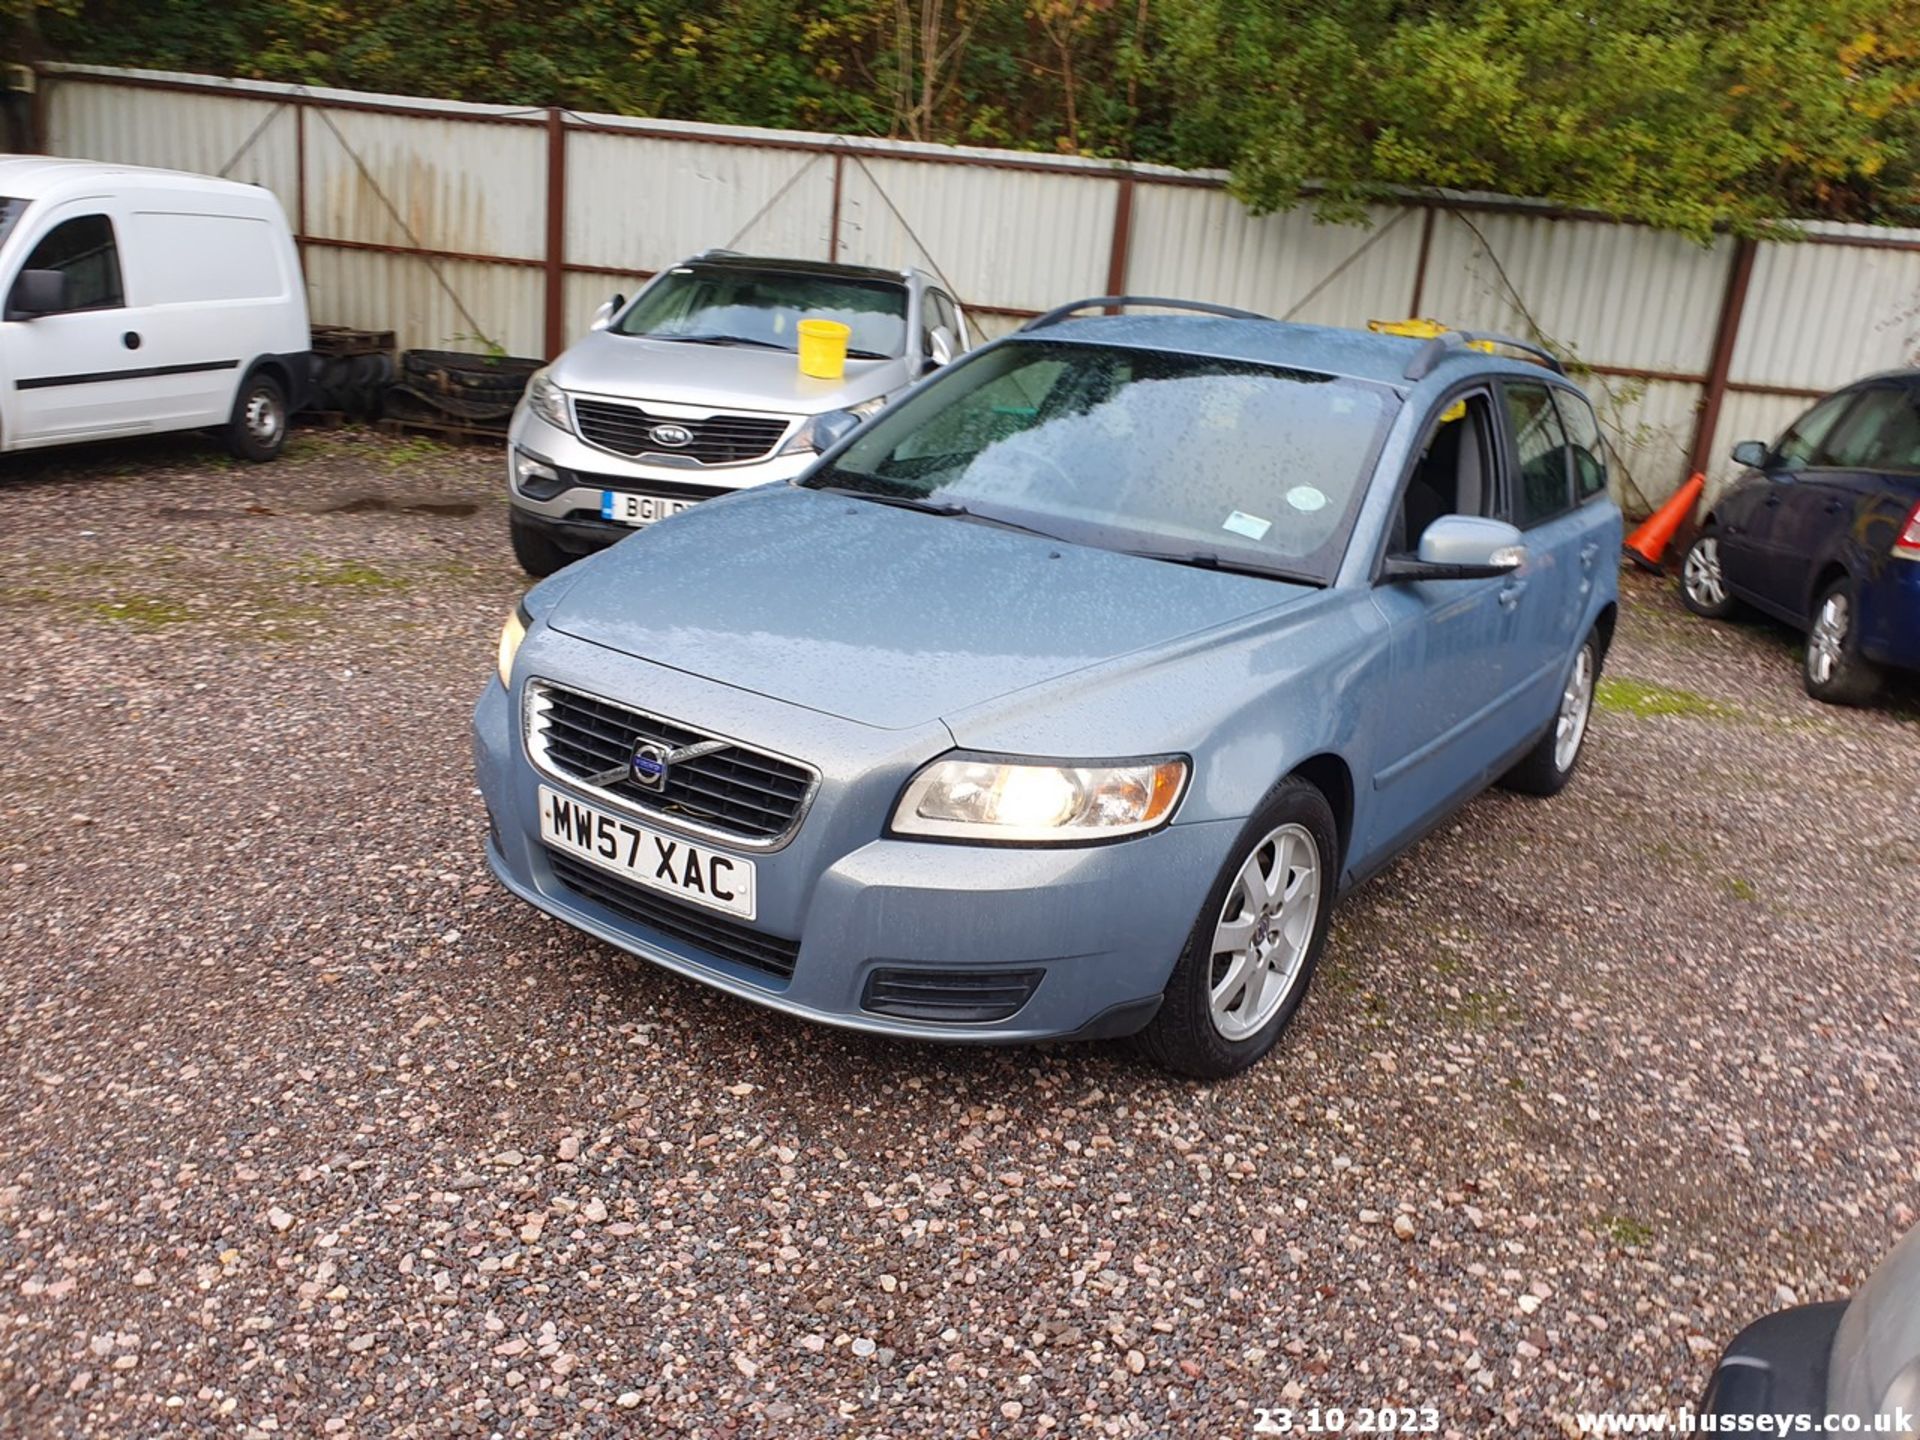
[{"xmin": 861, "ymin": 967, "xmax": 1044, "ymax": 1024}]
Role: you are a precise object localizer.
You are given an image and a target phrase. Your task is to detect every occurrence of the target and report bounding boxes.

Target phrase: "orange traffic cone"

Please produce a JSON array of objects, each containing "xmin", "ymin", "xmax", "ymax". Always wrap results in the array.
[{"xmin": 1623, "ymin": 472, "xmax": 1704, "ymax": 574}]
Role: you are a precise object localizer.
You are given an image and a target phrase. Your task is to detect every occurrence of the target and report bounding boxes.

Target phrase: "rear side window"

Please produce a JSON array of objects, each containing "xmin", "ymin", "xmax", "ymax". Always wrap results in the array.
[
  {"xmin": 1816, "ymin": 386, "xmax": 1920, "ymax": 473},
  {"xmin": 131, "ymin": 212, "xmax": 284, "ymax": 303},
  {"xmin": 1554, "ymin": 392, "xmax": 1609, "ymax": 500},
  {"xmin": 1502, "ymin": 382, "xmax": 1572, "ymax": 526},
  {"xmin": 17, "ymin": 213, "xmax": 124, "ymax": 312}
]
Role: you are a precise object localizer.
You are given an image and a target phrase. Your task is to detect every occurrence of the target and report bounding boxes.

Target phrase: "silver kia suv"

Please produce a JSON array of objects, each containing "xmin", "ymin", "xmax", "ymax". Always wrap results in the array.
[{"xmin": 506, "ymin": 251, "xmax": 972, "ymax": 576}]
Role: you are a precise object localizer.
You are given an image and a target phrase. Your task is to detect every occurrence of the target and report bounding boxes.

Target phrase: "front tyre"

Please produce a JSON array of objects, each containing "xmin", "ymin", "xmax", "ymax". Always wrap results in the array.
[
  {"xmin": 1803, "ymin": 577, "xmax": 1882, "ymax": 706},
  {"xmin": 225, "ymin": 372, "xmax": 288, "ymax": 462},
  {"xmin": 1679, "ymin": 531, "xmax": 1738, "ymax": 619},
  {"xmin": 509, "ymin": 513, "xmax": 570, "ymax": 579},
  {"xmin": 1500, "ymin": 631, "xmax": 1600, "ymax": 797},
  {"xmin": 1137, "ymin": 776, "xmax": 1337, "ymax": 1080}
]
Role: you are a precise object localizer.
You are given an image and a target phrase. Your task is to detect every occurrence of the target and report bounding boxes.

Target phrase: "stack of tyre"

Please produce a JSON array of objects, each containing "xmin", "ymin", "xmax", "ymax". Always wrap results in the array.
[{"xmin": 384, "ymin": 350, "xmax": 543, "ymax": 435}]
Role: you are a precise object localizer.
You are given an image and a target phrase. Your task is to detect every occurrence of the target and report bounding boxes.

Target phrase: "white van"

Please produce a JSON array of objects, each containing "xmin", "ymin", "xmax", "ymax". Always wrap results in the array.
[{"xmin": 0, "ymin": 156, "xmax": 310, "ymax": 460}]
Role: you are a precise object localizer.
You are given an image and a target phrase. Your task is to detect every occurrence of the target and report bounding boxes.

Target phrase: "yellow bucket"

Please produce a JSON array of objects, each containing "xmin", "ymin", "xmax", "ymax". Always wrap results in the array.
[{"xmin": 796, "ymin": 318, "xmax": 851, "ymax": 380}]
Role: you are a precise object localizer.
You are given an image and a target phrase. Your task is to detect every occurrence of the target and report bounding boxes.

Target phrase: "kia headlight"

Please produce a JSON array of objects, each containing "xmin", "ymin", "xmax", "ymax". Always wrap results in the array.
[
  {"xmin": 779, "ymin": 395, "xmax": 886, "ymax": 455},
  {"xmin": 892, "ymin": 757, "xmax": 1188, "ymax": 843},
  {"xmin": 524, "ymin": 368, "xmax": 572, "ymax": 432},
  {"xmin": 497, "ymin": 602, "xmax": 531, "ymax": 687}
]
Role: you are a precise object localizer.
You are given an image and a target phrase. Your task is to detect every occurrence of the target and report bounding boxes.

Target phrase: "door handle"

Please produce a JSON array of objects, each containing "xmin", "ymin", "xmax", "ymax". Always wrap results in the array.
[
  {"xmin": 1498, "ymin": 580, "xmax": 1528, "ymax": 609},
  {"xmin": 1763, "ymin": 494, "xmax": 1782, "ymax": 508},
  {"xmin": 1580, "ymin": 542, "xmax": 1600, "ymax": 568},
  {"xmin": 1824, "ymin": 500, "xmax": 1846, "ymax": 514}
]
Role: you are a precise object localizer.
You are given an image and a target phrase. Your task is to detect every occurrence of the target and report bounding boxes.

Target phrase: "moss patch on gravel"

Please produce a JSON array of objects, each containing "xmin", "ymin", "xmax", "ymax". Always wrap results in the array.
[
  {"xmin": 88, "ymin": 594, "xmax": 194, "ymax": 626},
  {"xmin": 1604, "ymin": 1214, "xmax": 1655, "ymax": 1247},
  {"xmin": 1596, "ymin": 677, "xmax": 1731, "ymax": 719},
  {"xmin": 296, "ymin": 557, "xmax": 410, "ymax": 591}
]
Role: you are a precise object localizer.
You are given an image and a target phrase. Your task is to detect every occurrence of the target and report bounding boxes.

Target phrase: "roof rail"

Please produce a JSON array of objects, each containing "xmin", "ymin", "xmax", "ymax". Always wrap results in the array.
[
  {"xmin": 1019, "ymin": 295, "xmax": 1272, "ymax": 332},
  {"xmin": 1404, "ymin": 330, "xmax": 1565, "ymax": 380}
]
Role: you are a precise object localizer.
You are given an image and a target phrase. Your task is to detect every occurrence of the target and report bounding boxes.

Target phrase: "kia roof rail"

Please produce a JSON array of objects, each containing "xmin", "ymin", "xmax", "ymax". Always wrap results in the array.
[{"xmin": 1019, "ymin": 296, "xmax": 1273, "ymax": 331}]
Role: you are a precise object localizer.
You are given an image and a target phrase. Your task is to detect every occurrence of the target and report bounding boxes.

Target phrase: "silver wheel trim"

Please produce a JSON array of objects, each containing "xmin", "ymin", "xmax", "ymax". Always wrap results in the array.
[
  {"xmin": 1808, "ymin": 593, "xmax": 1848, "ymax": 685},
  {"xmin": 1207, "ymin": 822, "xmax": 1321, "ymax": 1042},
  {"xmin": 1683, "ymin": 537, "xmax": 1725, "ymax": 608},
  {"xmin": 1554, "ymin": 644, "xmax": 1596, "ymax": 772},
  {"xmin": 245, "ymin": 387, "xmax": 284, "ymax": 444}
]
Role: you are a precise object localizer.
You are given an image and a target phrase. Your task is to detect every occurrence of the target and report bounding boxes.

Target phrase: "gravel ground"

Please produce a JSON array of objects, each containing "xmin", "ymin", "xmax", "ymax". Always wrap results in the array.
[{"xmin": 2, "ymin": 427, "xmax": 1916, "ymax": 1439}]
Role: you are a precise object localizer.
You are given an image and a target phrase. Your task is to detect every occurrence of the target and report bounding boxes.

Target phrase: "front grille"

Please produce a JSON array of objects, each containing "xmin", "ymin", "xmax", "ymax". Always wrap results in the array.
[
  {"xmin": 528, "ymin": 682, "xmax": 815, "ymax": 846},
  {"xmin": 546, "ymin": 848, "xmax": 799, "ymax": 980},
  {"xmin": 862, "ymin": 967, "xmax": 1045, "ymax": 1024},
  {"xmin": 573, "ymin": 398, "xmax": 789, "ymax": 465}
]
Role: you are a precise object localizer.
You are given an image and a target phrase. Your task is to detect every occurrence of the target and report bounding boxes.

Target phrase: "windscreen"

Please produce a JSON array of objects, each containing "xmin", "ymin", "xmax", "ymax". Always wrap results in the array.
[
  {"xmin": 804, "ymin": 339, "xmax": 1393, "ymax": 582},
  {"xmin": 0, "ymin": 198, "xmax": 29, "ymax": 250},
  {"xmin": 616, "ymin": 265, "xmax": 909, "ymax": 359}
]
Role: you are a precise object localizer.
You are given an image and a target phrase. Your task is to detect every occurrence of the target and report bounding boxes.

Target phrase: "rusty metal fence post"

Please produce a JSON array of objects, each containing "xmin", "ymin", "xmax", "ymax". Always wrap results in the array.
[
  {"xmin": 544, "ymin": 107, "xmax": 567, "ymax": 360},
  {"xmin": 1686, "ymin": 236, "xmax": 1758, "ymax": 480}
]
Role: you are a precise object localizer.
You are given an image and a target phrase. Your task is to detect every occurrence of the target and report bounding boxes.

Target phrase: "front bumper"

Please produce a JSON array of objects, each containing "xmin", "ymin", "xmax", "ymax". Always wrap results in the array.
[
  {"xmin": 505, "ymin": 405, "xmax": 816, "ymax": 554},
  {"xmin": 473, "ymin": 645, "xmax": 1238, "ymax": 1044}
]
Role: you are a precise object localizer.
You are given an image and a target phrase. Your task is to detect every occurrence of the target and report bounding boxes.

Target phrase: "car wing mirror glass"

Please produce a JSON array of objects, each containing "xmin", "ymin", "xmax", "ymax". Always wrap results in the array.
[
  {"xmin": 927, "ymin": 326, "xmax": 956, "ymax": 368},
  {"xmin": 7, "ymin": 268, "xmax": 68, "ymax": 320},
  {"xmin": 1384, "ymin": 515, "xmax": 1527, "ymax": 581},
  {"xmin": 811, "ymin": 409, "xmax": 863, "ymax": 452},
  {"xmin": 589, "ymin": 293, "xmax": 625, "ymax": 331},
  {"xmin": 1730, "ymin": 439, "xmax": 1768, "ymax": 470}
]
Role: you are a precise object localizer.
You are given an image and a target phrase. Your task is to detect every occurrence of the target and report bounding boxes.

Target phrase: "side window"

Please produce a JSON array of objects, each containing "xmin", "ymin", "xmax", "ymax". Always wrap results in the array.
[
  {"xmin": 1502, "ymin": 382, "xmax": 1573, "ymax": 526},
  {"xmin": 1392, "ymin": 393, "xmax": 1494, "ymax": 553},
  {"xmin": 13, "ymin": 214, "xmax": 124, "ymax": 313},
  {"xmin": 1815, "ymin": 387, "xmax": 1920, "ymax": 473},
  {"xmin": 1773, "ymin": 392, "xmax": 1856, "ymax": 470},
  {"xmin": 1553, "ymin": 392, "xmax": 1609, "ymax": 500}
]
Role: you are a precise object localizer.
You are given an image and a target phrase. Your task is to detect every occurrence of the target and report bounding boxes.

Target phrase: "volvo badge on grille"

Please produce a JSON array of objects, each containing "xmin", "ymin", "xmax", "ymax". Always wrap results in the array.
[
  {"xmin": 649, "ymin": 422, "xmax": 694, "ymax": 448},
  {"xmin": 629, "ymin": 737, "xmax": 728, "ymax": 791}
]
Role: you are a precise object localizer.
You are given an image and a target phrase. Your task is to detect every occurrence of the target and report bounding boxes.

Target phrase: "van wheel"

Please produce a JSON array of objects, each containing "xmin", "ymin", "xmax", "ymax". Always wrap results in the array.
[
  {"xmin": 227, "ymin": 372, "xmax": 288, "ymax": 461},
  {"xmin": 1136, "ymin": 776, "xmax": 1337, "ymax": 1080}
]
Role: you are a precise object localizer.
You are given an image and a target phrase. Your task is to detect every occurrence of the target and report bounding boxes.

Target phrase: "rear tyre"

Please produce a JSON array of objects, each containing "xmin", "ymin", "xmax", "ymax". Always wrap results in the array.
[
  {"xmin": 1802, "ymin": 577, "xmax": 1882, "ymax": 706},
  {"xmin": 1137, "ymin": 776, "xmax": 1337, "ymax": 1080},
  {"xmin": 225, "ymin": 372, "xmax": 288, "ymax": 462},
  {"xmin": 510, "ymin": 514, "xmax": 570, "ymax": 579},
  {"xmin": 1500, "ymin": 631, "xmax": 1601, "ymax": 797},
  {"xmin": 1679, "ymin": 531, "xmax": 1739, "ymax": 619}
]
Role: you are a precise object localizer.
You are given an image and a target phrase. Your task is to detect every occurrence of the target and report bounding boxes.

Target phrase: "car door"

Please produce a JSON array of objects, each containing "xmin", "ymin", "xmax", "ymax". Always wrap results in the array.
[
  {"xmin": 2, "ymin": 203, "xmax": 146, "ymax": 444},
  {"xmin": 1493, "ymin": 379, "xmax": 1586, "ymax": 726},
  {"xmin": 1727, "ymin": 389, "xmax": 1862, "ymax": 611},
  {"xmin": 1367, "ymin": 389, "xmax": 1529, "ymax": 840}
]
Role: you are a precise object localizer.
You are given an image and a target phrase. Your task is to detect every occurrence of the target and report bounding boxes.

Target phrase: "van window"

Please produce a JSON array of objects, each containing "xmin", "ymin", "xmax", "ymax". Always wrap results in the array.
[
  {"xmin": 132, "ymin": 212, "xmax": 284, "ymax": 303},
  {"xmin": 0, "ymin": 198, "xmax": 29, "ymax": 250},
  {"xmin": 17, "ymin": 214, "xmax": 124, "ymax": 313}
]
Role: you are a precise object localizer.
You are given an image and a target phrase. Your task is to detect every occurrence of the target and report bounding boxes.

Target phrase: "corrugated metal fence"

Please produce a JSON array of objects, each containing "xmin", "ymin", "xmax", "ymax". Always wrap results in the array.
[{"xmin": 36, "ymin": 64, "xmax": 1920, "ymax": 514}]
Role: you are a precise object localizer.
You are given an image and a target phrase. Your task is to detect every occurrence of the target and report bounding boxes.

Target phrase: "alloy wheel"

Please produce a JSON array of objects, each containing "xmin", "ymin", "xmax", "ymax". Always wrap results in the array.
[
  {"xmin": 1207, "ymin": 823, "xmax": 1321, "ymax": 1042},
  {"xmin": 1554, "ymin": 644, "xmax": 1595, "ymax": 772},
  {"xmin": 1683, "ymin": 537, "xmax": 1725, "ymax": 609},
  {"xmin": 1807, "ymin": 592, "xmax": 1849, "ymax": 687}
]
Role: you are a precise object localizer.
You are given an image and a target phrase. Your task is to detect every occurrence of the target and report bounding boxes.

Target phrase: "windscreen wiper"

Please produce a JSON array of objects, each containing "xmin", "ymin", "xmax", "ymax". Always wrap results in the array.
[
  {"xmin": 652, "ymin": 334, "xmax": 791, "ymax": 351},
  {"xmin": 811, "ymin": 486, "xmax": 1065, "ymax": 542},
  {"xmin": 1122, "ymin": 549, "xmax": 1322, "ymax": 586}
]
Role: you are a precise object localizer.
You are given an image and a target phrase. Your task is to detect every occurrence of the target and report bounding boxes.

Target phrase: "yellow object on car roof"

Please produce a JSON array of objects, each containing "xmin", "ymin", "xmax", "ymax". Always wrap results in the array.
[{"xmin": 1369, "ymin": 320, "xmax": 1494, "ymax": 422}]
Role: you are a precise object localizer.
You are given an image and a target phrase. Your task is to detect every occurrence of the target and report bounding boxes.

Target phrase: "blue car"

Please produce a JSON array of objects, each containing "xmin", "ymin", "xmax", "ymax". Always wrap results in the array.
[
  {"xmin": 1680, "ymin": 373, "xmax": 1920, "ymax": 704},
  {"xmin": 476, "ymin": 300, "xmax": 1621, "ymax": 1077}
]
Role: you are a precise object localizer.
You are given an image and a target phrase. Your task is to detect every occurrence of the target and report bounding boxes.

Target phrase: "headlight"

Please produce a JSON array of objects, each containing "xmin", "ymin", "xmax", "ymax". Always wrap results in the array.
[
  {"xmin": 497, "ymin": 602, "xmax": 530, "ymax": 688},
  {"xmin": 892, "ymin": 756, "xmax": 1188, "ymax": 843},
  {"xmin": 779, "ymin": 395, "xmax": 886, "ymax": 455},
  {"xmin": 524, "ymin": 368, "xmax": 572, "ymax": 432}
]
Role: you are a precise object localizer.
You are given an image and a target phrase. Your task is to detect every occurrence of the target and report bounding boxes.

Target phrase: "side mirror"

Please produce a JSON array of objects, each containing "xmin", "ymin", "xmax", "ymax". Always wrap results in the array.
[
  {"xmin": 6, "ymin": 268, "xmax": 69, "ymax": 320},
  {"xmin": 1730, "ymin": 439, "xmax": 1768, "ymax": 470},
  {"xmin": 589, "ymin": 293, "xmax": 626, "ymax": 331},
  {"xmin": 810, "ymin": 408, "xmax": 864, "ymax": 453},
  {"xmin": 927, "ymin": 326, "xmax": 956, "ymax": 368},
  {"xmin": 1383, "ymin": 515, "xmax": 1527, "ymax": 582}
]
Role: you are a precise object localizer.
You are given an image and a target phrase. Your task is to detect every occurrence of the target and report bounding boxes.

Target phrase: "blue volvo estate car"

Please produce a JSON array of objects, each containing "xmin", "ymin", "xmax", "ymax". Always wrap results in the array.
[
  {"xmin": 476, "ymin": 300, "xmax": 1622, "ymax": 1077},
  {"xmin": 1679, "ymin": 372, "xmax": 1920, "ymax": 705}
]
